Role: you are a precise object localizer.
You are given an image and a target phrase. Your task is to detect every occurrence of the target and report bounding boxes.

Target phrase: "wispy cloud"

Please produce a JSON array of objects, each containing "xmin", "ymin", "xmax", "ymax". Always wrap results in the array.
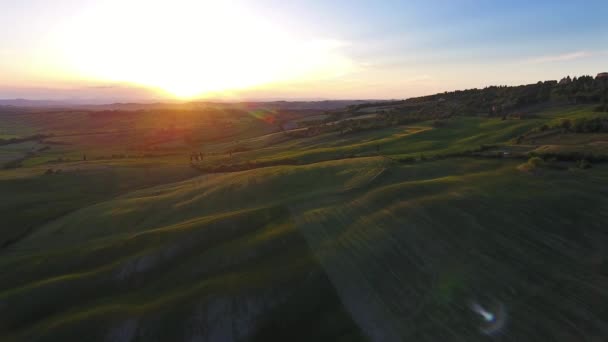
[{"xmin": 525, "ymin": 51, "xmax": 593, "ymax": 64}]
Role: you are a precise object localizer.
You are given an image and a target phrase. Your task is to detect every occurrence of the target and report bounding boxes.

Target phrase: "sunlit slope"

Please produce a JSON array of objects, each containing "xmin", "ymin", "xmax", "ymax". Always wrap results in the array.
[
  {"xmin": 198, "ymin": 116, "xmax": 542, "ymax": 169},
  {"xmin": 292, "ymin": 160, "xmax": 608, "ymax": 341},
  {"xmin": 0, "ymin": 159, "xmax": 200, "ymax": 248},
  {"xmin": 2, "ymin": 156, "xmax": 608, "ymax": 340},
  {"xmin": 0, "ymin": 158, "xmax": 385, "ymax": 341}
]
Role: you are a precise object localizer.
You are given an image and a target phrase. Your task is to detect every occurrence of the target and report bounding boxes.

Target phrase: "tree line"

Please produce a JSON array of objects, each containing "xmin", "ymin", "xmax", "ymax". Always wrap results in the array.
[{"xmin": 346, "ymin": 74, "xmax": 608, "ymax": 120}]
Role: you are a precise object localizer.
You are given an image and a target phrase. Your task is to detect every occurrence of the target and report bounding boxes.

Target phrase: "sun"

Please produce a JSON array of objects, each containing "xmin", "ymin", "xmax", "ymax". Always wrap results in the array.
[{"xmin": 55, "ymin": 0, "xmax": 354, "ymax": 99}]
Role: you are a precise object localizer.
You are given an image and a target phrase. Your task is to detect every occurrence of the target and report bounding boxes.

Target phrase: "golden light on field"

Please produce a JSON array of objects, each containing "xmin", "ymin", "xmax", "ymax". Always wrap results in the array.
[{"xmin": 57, "ymin": 0, "xmax": 354, "ymax": 99}]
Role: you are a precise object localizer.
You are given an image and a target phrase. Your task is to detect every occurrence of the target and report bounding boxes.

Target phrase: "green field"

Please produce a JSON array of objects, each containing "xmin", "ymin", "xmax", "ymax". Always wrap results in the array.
[{"xmin": 1, "ymin": 102, "xmax": 608, "ymax": 341}]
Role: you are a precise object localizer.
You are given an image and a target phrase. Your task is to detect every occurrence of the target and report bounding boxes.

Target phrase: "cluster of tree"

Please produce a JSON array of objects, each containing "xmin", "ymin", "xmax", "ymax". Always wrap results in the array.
[
  {"xmin": 346, "ymin": 100, "xmax": 406, "ymax": 112},
  {"xmin": 277, "ymin": 74, "xmax": 608, "ymax": 143},
  {"xmin": 189, "ymin": 152, "xmax": 205, "ymax": 162},
  {"xmin": 554, "ymin": 75, "xmax": 608, "ymax": 104},
  {"xmin": 401, "ymin": 81, "xmax": 560, "ymax": 117},
  {"xmin": 553, "ymin": 117, "xmax": 608, "ymax": 133},
  {"xmin": 347, "ymin": 74, "xmax": 608, "ymax": 120},
  {"xmin": 530, "ymin": 150, "xmax": 608, "ymax": 162}
]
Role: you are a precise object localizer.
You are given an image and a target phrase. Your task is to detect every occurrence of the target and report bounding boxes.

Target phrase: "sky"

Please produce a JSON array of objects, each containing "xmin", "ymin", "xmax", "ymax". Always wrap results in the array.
[{"xmin": 1, "ymin": 0, "xmax": 607, "ymax": 103}]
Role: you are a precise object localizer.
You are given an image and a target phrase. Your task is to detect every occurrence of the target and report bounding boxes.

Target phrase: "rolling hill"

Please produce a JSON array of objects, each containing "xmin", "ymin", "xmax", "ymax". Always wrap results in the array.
[{"xmin": 1, "ymin": 79, "xmax": 608, "ymax": 341}]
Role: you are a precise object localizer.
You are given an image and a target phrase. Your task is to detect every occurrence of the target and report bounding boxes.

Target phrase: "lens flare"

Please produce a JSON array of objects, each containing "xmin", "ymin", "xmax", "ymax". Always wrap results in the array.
[{"xmin": 470, "ymin": 300, "xmax": 507, "ymax": 336}]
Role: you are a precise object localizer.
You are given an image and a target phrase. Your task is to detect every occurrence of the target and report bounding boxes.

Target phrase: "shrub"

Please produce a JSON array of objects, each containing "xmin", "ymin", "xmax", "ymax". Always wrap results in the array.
[{"xmin": 518, "ymin": 156, "xmax": 545, "ymax": 172}]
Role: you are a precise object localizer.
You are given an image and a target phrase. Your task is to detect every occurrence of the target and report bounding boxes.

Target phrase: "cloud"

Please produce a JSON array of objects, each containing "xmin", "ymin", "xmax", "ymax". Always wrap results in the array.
[{"xmin": 525, "ymin": 51, "xmax": 593, "ymax": 64}]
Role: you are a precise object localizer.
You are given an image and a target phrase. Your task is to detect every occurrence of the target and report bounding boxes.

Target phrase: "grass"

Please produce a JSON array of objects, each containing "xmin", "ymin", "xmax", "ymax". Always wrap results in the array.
[
  {"xmin": 0, "ymin": 160, "xmax": 200, "ymax": 248},
  {"xmin": 0, "ymin": 198, "xmax": 364, "ymax": 341},
  {"xmin": 194, "ymin": 116, "xmax": 545, "ymax": 171},
  {"xmin": 1, "ymin": 103, "xmax": 608, "ymax": 340},
  {"xmin": 290, "ymin": 159, "xmax": 608, "ymax": 340}
]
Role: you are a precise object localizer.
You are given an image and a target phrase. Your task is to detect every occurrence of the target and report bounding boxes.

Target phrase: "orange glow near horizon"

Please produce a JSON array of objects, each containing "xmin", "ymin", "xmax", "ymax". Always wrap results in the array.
[{"xmin": 54, "ymin": 0, "xmax": 355, "ymax": 99}]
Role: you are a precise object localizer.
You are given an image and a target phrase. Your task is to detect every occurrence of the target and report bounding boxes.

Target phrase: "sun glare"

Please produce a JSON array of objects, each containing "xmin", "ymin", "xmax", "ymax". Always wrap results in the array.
[{"xmin": 56, "ymin": 0, "xmax": 353, "ymax": 99}]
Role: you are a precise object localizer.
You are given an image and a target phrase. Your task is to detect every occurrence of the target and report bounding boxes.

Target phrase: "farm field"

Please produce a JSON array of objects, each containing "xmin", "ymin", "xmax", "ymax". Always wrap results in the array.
[
  {"xmin": 1, "ymin": 98, "xmax": 608, "ymax": 341},
  {"xmin": 2, "ymin": 1, "xmax": 608, "ymax": 340}
]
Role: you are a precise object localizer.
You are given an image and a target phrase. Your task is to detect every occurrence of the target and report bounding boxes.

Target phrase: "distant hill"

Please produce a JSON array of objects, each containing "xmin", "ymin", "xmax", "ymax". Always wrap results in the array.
[
  {"xmin": 3, "ymin": 72, "xmax": 606, "ymax": 115},
  {"xmin": 0, "ymin": 99, "xmax": 71, "ymax": 107},
  {"xmin": 347, "ymin": 74, "xmax": 608, "ymax": 120},
  {"xmin": 70, "ymin": 100, "xmax": 376, "ymax": 111},
  {"xmin": 0, "ymin": 99, "xmax": 377, "ymax": 112}
]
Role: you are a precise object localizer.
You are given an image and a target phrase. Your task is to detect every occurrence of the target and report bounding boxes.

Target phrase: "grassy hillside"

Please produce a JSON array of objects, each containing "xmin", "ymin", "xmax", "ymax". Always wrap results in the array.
[
  {"xmin": 292, "ymin": 159, "xmax": 608, "ymax": 341},
  {"xmin": 1, "ymin": 99, "xmax": 608, "ymax": 341},
  {"xmin": 0, "ymin": 157, "xmax": 204, "ymax": 248},
  {"xmin": 2, "ymin": 156, "xmax": 608, "ymax": 340},
  {"xmin": 1, "ymin": 160, "xmax": 386, "ymax": 341}
]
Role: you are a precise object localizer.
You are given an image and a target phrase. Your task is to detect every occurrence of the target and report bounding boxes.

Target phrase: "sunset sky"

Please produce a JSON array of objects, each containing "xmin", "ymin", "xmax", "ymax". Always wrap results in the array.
[{"xmin": 1, "ymin": 0, "xmax": 607, "ymax": 102}]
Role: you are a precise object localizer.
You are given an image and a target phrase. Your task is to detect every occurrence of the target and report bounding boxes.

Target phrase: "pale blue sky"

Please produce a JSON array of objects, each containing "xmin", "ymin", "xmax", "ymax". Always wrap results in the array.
[{"xmin": 1, "ymin": 0, "xmax": 607, "ymax": 101}]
